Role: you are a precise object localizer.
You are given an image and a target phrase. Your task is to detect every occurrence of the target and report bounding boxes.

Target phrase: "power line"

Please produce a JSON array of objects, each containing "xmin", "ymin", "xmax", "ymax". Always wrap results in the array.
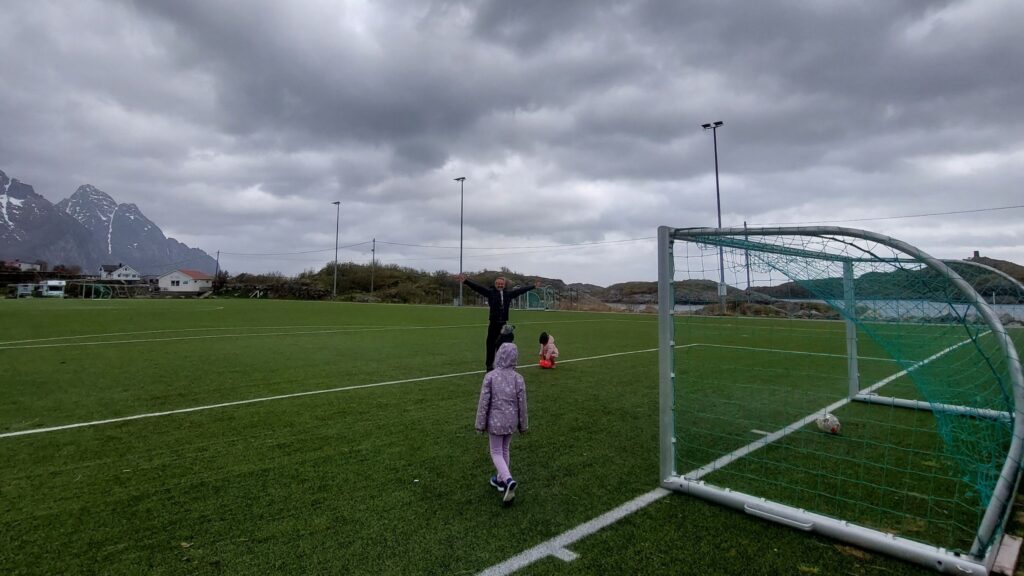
[
  {"xmin": 214, "ymin": 200, "xmax": 1022, "ymax": 263},
  {"xmin": 376, "ymin": 237, "xmax": 655, "ymax": 251},
  {"xmin": 220, "ymin": 241, "xmax": 370, "ymax": 256},
  {"xmin": 750, "ymin": 204, "xmax": 1024, "ymax": 227},
  {"xmin": 218, "ymin": 254, "xmax": 340, "ymax": 263}
]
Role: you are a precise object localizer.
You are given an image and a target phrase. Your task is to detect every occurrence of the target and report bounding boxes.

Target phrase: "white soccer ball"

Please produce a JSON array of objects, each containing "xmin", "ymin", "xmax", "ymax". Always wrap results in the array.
[{"xmin": 816, "ymin": 413, "xmax": 841, "ymax": 434}]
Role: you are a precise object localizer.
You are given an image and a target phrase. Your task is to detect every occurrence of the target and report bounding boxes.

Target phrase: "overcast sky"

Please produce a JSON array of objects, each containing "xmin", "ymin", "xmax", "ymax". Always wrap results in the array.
[{"xmin": 2, "ymin": 0, "xmax": 1022, "ymax": 285}]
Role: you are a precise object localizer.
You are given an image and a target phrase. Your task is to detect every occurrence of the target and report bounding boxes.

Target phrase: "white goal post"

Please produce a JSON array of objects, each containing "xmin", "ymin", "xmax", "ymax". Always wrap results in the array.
[{"xmin": 658, "ymin": 225, "xmax": 1024, "ymax": 575}]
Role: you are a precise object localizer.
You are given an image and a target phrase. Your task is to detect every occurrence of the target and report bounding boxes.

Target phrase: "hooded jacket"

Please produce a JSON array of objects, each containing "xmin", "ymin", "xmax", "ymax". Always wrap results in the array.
[{"xmin": 475, "ymin": 343, "xmax": 528, "ymax": 435}]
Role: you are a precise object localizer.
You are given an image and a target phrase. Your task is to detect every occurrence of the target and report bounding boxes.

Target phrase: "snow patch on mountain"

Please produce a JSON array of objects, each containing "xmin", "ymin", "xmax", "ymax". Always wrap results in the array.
[
  {"xmin": 108, "ymin": 204, "xmax": 118, "ymax": 255},
  {"xmin": 0, "ymin": 189, "xmax": 14, "ymax": 227}
]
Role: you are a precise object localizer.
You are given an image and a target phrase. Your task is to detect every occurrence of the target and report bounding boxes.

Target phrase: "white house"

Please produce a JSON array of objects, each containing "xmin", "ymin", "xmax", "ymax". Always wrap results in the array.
[
  {"xmin": 99, "ymin": 263, "xmax": 140, "ymax": 281},
  {"xmin": 158, "ymin": 269, "xmax": 213, "ymax": 293},
  {"xmin": 3, "ymin": 259, "xmax": 42, "ymax": 271}
]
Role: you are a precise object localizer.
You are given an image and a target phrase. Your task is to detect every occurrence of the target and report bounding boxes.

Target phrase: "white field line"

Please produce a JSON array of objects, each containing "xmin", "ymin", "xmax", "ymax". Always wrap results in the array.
[
  {"xmin": 477, "ymin": 334, "xmax": 980, "ymax": 576},
  {"xmin": 477, "ymin": 488, "xmax": 673, "ymax": 576},
  {"xmin": 0, "ymin": 325, "xmax": 386, "ymax": 345},
  {"xmin": 0, "ymin": 314, "xmax": 864, "ymax": 351},
  {"xmin": 0, "ymin": 348, "xmax": 660, "ymax": 439},
  {"xmin": 0, "ymin": 312, "xmax": 863, "ymax": 349},
  {"xmin": 1, "ymin": 343, "xmax": 903, "ymax": 440},
  {"xmin": 0, "ymin": 326, "xmax": 459, "ymax": 350},
  {"xmin": 0, "ymin": 368, "xmax": 485, "ymax": 439},
  {"xmin": 0, "ymin": 318, "xmax": 651, "ymax": 350}
]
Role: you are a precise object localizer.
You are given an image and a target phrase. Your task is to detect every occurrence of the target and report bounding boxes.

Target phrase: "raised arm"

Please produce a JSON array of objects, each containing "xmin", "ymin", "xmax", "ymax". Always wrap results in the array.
[
  {"xmin": 462, "ymin": 276, "xmax": 491, "ymax": 297},
  {"xmin": 508, "ymin": 280, "xmax": 539, "ymax": 299}
]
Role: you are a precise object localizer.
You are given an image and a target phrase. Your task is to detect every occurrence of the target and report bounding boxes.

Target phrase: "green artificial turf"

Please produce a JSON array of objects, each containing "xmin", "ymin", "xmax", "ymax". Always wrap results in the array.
[{"xmin": 1, "ymin": 298, "xmax": 1020, "ymax": 575}]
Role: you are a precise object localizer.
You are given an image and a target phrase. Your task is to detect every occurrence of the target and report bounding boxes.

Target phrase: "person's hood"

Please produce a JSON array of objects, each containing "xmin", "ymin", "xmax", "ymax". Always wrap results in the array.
[{"xmin": 494, "ymin": 342, "xmax": 518, "ymax": 369}]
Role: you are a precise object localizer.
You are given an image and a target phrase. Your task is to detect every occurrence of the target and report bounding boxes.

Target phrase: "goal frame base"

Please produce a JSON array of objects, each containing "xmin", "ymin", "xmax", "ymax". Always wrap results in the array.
[{"xmin": 662, "ymin": 475, "xmax": 995, "ymax": 575}]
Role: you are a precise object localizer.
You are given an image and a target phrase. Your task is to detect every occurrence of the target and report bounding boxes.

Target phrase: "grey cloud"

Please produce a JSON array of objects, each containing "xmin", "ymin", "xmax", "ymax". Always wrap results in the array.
[{"xmin": 0, "ymin": 0, "xmax": 1021, "ymax": 285}]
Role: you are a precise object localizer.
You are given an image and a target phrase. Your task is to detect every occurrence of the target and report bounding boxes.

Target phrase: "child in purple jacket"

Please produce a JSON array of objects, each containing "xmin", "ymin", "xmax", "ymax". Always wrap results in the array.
[{"xmin": 475, "ymin": 342, "xmax": 528, "ymax": 504}]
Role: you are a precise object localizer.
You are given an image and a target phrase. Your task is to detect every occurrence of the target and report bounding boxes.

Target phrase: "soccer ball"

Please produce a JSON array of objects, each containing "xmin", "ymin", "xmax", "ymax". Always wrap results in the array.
[{"xmin": 816, "ymin": 413, "xmax": 841, "ymax": 434}]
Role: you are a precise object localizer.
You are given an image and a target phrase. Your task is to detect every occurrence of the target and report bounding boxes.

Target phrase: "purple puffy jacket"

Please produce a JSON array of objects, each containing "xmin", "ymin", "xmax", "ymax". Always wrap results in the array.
[{"xmin": 475, "ymin": 343, "xmax": 528, "ymax": 435}]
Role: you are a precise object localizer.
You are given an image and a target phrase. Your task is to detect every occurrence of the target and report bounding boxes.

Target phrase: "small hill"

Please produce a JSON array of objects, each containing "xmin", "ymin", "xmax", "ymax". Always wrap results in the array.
[{"xmin": 969, "ymin": 256, "xmax": 1024, "ymax": 283}]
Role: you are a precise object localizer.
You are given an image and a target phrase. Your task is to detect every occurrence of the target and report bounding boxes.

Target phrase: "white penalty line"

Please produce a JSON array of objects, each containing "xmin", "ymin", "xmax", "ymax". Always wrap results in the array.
[
  {"xmin": 0, "ymin": 368, "xmax": 483, "ymax": 438},
  {"xmin": 1, "ymin": 348, "xmax": 665, "ymax": 439},
  {"xmin": 477, "ymin": 334, "xmax": 980, "ymax": 576},
  {"xmin": 1, "ymin": 342, "xmax": 907, "ymax": 440}
]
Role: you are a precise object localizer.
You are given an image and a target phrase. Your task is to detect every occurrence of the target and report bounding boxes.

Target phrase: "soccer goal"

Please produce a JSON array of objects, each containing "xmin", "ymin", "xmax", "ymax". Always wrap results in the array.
[{"xmin": 657, "ymin": 225, "xmax": 1024, "ymax": 574}]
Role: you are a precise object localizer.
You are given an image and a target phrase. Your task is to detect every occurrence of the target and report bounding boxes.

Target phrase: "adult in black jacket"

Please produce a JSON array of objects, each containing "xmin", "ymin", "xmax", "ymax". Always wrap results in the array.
[{"xmin": 458, "ymin": 274, "xmax": 540, "ymax": 370}]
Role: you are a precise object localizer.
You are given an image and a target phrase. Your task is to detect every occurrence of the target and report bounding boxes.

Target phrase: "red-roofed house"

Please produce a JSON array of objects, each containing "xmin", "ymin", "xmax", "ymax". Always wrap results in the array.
[{"xmin": 158, "ymin": 269, "xmax": 214, "ymax": 293}]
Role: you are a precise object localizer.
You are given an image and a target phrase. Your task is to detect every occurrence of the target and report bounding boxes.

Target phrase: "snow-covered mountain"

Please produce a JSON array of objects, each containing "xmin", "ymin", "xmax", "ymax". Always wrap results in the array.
[
  {"xmin": 1, "ymin": 169, "xmax": 216, "ymax": 275},
  {"xmin": 1, "ymin": 170, "xmax": 104, "ymax": 269}
]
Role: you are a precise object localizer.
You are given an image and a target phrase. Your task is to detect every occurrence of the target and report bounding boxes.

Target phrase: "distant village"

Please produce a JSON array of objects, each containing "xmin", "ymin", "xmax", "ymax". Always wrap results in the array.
[{"xmin": 2, "ymin": 259, "xmax": 213, "ymax": 299}]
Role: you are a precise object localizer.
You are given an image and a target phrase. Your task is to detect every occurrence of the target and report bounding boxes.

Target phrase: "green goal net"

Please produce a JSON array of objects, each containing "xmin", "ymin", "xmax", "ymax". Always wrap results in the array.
[{"xmin": 658, "ymin": 226, "xmax": 1024, "ymax": 574}]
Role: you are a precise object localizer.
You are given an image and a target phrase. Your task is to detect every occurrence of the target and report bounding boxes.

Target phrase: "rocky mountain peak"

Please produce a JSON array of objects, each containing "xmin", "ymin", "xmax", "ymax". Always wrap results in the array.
[
  {"xmin": 62, "ymin": 184, "xmax": 118, "ymax": 229},
  {"xmin": 0, "ymin": 168, "xmax": 217, "ymax": 275}
]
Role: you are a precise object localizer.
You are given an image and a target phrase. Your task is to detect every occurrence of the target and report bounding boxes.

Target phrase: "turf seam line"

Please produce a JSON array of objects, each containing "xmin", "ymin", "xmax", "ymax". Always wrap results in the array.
[
  {"xmin": 0, "ymin": 325, "xmax": 390, "ymax": 345},
  {"xmin": 0, "ymin": 319, "xmax": 649, "ymax": 349},
  {"xmin": 476, "ymin": 334, "xmax": 979, "ymax": 576},
  {"xmin": 699, "ymin": 343, "xmax": 896, "ymax": 362}
]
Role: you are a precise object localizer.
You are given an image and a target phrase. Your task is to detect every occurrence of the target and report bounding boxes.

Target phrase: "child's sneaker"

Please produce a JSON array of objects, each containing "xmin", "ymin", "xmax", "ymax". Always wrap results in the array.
[
  {"xmin": 489, "ymin": 475, "xmax": 506, "ymax": 492},
  {"xmin": 503, "ymin": 478, "xmax": 518, "ymax": 503}
]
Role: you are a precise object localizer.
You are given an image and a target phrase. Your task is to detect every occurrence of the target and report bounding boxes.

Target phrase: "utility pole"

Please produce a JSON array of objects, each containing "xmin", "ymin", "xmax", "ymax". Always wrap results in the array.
[
  {"xmin": 332, "ymin": 201, "xmax": 340, "ymax": 298},
  {"xmin": 212, "ymin": 249, "xmax": 221, "ymax": 291}
]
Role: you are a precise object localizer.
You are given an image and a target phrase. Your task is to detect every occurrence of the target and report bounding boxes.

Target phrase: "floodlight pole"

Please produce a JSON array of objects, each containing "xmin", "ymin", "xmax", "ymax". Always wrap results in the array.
[
  {"xmin": 332, "ymin": 201, "xmax": 340, "ymax": 298},
  {"xmin": 370, "ymin": 237, "xmax": 375, "ymax": 295},
  {"xmin": 702, "ymin": 121, "xmax": 727, "ymax": 312},
  {"xmin": 455, "ymin": 177, "xmax": 466, "ymax": 306}
]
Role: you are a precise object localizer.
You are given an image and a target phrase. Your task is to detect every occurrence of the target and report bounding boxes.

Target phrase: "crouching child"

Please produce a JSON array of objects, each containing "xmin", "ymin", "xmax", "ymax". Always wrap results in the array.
[{"xmin": 538, "ymin": 331, "xmax": 559, "ymax": 369}]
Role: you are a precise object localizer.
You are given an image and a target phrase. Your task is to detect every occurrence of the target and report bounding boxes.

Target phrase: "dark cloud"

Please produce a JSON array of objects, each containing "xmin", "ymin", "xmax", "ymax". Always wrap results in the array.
[{"xmin": 1, "ymin": 0, "xmax": 1021, "ymax": 285}]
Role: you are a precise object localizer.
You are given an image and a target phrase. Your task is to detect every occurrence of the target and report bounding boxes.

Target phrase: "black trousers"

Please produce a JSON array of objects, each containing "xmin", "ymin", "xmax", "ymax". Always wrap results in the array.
[{"xmin": 485, "ymin": 321, "xmax": 504, "ymax": 371}]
